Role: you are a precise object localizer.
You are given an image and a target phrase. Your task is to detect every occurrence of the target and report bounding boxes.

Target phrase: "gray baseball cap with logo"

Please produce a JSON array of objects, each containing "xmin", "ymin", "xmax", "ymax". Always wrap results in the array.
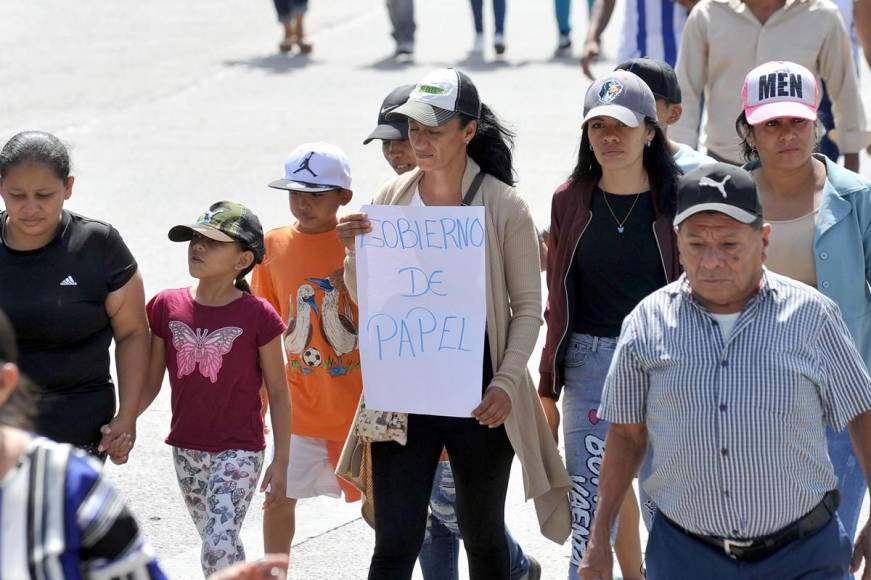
[{"xmin": 582, "ymin": 69, "xmax": 658, "ymax": 128}]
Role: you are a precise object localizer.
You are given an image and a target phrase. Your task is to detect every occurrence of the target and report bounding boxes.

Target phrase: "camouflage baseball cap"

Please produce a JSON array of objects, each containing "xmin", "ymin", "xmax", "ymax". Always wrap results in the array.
[{"xmin": 168, "ymin": 201, "xmax": 266, "ymax": 263}]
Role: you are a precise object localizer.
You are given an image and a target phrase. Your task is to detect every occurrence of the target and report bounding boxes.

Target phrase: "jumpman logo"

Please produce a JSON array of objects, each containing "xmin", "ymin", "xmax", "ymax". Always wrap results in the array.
[
  {"xmin": 293, "ymin": 152, "xmax": 318, "ymax": 178},
  {"xmin": 699, "ymin": 175, "xmax": 731, "ymax": 198}
]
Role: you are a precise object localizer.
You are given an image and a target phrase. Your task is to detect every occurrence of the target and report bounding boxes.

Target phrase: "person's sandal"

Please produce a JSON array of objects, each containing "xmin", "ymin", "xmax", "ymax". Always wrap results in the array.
[
  {"xmin": 279, "ymin": 36, "xmax": 296, "ymax": 54},
  {"xmin": 296, "ymin": 37, "xmax": 313, "ymax": 55}
]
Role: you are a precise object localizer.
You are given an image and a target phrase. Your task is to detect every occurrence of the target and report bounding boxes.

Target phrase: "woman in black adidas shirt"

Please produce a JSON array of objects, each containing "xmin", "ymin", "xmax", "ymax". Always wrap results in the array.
[{"xmin": 0, "ymin": 131, "xmax": 148, "ymax": 461}]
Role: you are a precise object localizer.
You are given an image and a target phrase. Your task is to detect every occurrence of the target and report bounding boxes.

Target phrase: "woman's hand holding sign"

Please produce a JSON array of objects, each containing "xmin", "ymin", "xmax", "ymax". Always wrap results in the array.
[{"xmin": 473, "ymin": 387, "xmax": 512, "ymax": 428}]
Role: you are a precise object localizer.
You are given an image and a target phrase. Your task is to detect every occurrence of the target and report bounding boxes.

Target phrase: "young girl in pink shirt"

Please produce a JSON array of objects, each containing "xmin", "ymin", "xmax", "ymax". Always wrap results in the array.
[{"xmin": 139, "ymin": 201, "xmax": 292, "ymax": 577}]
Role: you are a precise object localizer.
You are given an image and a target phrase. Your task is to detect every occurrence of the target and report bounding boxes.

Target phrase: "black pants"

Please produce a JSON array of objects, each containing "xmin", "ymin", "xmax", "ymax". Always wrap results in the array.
[{"xmin": 368, "ymin": 413, "xmax": 515, "ymax": 580}]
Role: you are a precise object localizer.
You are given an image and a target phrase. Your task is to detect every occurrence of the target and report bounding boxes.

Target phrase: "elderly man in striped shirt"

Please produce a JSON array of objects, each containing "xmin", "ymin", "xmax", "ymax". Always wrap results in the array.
[{"xmin": 579, "ymin": 163, "xmax": 871, "ymax": 580}]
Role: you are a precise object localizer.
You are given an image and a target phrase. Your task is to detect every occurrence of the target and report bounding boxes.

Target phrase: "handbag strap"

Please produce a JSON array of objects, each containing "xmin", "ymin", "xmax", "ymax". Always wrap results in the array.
[{"xmin": 461, "ymin": 172, "xmax": 485, "ymax": 206}]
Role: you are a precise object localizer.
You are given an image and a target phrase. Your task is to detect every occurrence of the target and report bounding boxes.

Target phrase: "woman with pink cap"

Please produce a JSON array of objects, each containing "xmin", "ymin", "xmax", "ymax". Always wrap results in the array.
[{"xmin": 737, "ymin": 60, "xmax": 871, "ymax": 547}]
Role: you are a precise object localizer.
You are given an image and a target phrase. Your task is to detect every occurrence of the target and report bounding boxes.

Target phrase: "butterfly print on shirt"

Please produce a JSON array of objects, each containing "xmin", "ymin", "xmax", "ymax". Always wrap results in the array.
[{"xmin": 169, "ymin": 321, "xmax": 243, "ymax": 383}]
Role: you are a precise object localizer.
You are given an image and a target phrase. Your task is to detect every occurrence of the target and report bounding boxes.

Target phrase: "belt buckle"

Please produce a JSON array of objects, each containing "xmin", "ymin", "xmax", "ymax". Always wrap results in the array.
[{"xmin": 723, "ymin": 538, "xmax": 754, "ymax": 559}]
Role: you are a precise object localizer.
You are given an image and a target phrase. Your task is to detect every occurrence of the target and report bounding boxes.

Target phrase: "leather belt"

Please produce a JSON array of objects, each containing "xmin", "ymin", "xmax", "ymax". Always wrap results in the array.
[{"xmin": 667, "ymin": 489, "xmax": 840, "ymax": 562}]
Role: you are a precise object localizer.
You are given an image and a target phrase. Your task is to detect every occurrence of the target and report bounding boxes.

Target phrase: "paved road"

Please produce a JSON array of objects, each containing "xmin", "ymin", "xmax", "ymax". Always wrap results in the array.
[{"xmin": 3, "ymin": 0, "xmax": 870, "ymax": 578}]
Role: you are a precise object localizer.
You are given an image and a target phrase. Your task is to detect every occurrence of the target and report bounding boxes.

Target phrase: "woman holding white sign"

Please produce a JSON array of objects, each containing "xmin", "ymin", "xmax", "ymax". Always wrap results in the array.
[
  {"xmin": 337, "ymin": 68, "xmax": 571, "ymax": 580},
  {"xmin": 538, "ymin": 70, "xmax": 681, "ymax": 579}
]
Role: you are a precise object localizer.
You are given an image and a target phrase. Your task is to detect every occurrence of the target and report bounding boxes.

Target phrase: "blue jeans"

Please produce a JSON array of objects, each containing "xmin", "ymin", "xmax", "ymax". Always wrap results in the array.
[
  {"xmin": 555, "ymin": 0, "xmax": 571, "ymax": 35},
  {"xmin": 827, "ymin": 427, "xmax": 867, "ymax": 543},
  {"xmin": 273, "ymin": 0, "xmax": 307, "ymax": 22},
  {"xmin": 470, "ymin": 0, "xmax": 506, "ymax": 35},
  {"xmin": 386, "ymin": 0, "xmax": 415, "ymax": 47},
  {"xmin": 562, "ymin": 333, "xmax": 618, "ymax": 580},
  {"xmin": 647, "ymin": 512, "xmax": 852, "ymax": 579},
  {"xmin": 638, "ymin": 450, "xmax": 657, "ymax": 531},
  {"xmin": 418, "ymin": 461, "xmax": 529, "ymax": 580}
]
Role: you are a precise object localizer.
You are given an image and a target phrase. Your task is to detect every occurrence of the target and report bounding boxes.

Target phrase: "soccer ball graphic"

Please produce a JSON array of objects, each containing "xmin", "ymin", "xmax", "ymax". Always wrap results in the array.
[{"xmin": 303, "ymin": 348, "xmax": 322, "ymax": 367}]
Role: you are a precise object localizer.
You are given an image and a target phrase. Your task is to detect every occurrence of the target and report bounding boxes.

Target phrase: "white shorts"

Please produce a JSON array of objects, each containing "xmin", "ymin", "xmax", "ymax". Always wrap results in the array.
[{"xmin": 272, "ymin": 435, "xmax": 342, "ymax": 500}]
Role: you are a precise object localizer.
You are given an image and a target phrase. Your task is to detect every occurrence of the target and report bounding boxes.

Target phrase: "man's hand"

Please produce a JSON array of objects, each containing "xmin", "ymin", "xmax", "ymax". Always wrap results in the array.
[
  {"xmin": 540, "ymin": 396, "xmax": 561, "ymax": 443},
  {"xmin": 578, "ymin": 536, "xmax": 614, "ymax": 579},
  {"xmin": 851, "ymin": 520, "xmax": 871, "ymax": 578},
  {"xmin": 580, "ymin": 39, "xmax": 601, "ymax": 80},
  {"xmin": 207, "ymin": 554, "xmax": 289, "ymax": 579},
  {"xmin": 473, "ymin": 387, "xmax": 512, "ymax": 428}
]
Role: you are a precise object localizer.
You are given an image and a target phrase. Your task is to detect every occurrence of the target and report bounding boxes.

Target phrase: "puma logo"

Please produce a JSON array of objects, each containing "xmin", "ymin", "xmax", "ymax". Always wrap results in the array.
[{"xmin": 699, "ymin": 175, "xmax": 731, "ymax": 198}]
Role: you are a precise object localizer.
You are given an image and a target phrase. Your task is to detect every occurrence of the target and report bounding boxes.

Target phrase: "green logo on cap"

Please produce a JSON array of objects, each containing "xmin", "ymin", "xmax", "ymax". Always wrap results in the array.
[{"xmin": 417, "ymin": 84, "xmax": 446, "ymax": 95}]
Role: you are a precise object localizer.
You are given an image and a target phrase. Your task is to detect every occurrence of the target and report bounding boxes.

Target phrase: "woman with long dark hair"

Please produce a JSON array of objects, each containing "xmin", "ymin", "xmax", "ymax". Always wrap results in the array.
[
  {"xmin": 537, "ymin": 70, "xmax": 681, "ymax": 580},
  {"xmin": 336, "ymin": 68, "xmax": 571, "ymax": 580},
  {"xmin": 0, "ymin": 131, "xmax": 147, "ymax": 462},
  {"xmin": 736, "ymin": 60, "xmax": 871, "ymax": 545}
]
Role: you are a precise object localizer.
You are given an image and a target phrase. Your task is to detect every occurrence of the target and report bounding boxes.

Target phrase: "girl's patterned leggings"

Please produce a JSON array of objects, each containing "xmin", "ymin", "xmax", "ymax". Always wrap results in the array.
[{"xmin": 172, "ymin": 447, "xmax": 265, "ymax": 577}]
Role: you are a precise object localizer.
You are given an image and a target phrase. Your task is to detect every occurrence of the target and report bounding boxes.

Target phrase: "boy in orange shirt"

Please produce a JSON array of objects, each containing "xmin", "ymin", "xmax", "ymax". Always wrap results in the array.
[{"xmin": 252, "ymin": 142, "xmax": 362, "ymax": 556}]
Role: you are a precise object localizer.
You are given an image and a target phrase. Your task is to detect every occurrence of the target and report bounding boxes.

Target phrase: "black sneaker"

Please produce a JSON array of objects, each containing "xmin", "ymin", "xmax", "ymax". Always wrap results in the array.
[
  {"xmin": 494, "ymin": 33, "xmax": 506, "ymax": 56},
  {"xmin": 555, "ymin": 34, "xmax": 572, "ymax": 56}
]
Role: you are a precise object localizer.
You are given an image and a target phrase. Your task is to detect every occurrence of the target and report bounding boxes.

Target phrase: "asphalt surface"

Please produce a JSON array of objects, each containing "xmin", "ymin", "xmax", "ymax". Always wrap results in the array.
[{"xmin": 3, "ymin": 0, "xmax": 871, "ymax": 578}]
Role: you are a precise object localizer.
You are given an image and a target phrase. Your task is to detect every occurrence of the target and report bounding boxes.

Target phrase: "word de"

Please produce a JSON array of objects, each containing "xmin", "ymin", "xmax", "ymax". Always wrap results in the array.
[{"xmin": 399, "ymin": 267, "xmax": 446, "ymax": 297}]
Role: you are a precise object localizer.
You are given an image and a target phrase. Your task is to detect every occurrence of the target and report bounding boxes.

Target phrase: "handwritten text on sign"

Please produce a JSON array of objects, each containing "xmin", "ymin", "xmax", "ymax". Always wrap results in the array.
[{"xmin": 356, "ymin": 204, "xmax": 486, "ymax": 417}]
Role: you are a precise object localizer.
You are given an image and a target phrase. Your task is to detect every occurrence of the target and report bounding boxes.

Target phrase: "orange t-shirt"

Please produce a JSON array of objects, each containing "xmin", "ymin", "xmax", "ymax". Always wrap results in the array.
[{"xmin": 252, "ymin": 225, "xmax": 362, "ymax": 443}]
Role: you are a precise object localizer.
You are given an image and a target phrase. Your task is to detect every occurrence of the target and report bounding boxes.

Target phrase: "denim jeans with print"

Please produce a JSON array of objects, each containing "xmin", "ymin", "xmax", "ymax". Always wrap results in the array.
[
  {"xmin": 418, "ymin": 461, "xmax": 529, "ymax": 580},
  {"xmin": 562, "ymin": 333, "xmax": 617, "ymax": 580}
]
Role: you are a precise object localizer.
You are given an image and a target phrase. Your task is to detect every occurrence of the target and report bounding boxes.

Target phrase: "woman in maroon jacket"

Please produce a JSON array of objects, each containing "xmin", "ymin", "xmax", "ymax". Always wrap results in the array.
[{"xmin": 538, "ymin": 70, "xmax": 681, "ymax": 579}]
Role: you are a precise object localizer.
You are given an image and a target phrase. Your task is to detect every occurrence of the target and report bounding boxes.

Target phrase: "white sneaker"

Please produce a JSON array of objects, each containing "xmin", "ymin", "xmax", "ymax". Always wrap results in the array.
[{"xmin": 472, "ymin": 33, "xmax": 484, "ymax": 54}]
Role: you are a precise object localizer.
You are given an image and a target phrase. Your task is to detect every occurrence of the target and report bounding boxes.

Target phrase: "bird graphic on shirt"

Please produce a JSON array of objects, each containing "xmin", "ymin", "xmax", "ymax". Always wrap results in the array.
[
  {"xmin": 284, "ymin": 284, "xmax": 319, "ymax": 355},
  {"xmin": 307, "ymin": 275, "xmax": 358, "ymax": 356}
]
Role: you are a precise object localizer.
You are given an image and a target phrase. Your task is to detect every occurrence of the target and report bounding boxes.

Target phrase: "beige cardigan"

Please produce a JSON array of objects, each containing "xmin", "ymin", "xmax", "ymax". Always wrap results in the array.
[{"xmin": 336, "ymin": 157, "xmax": 571, "ymax": 544}]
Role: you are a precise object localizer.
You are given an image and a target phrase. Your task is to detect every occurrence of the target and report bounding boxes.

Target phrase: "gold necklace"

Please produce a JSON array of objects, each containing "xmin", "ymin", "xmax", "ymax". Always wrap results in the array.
[{"xmin": 601, "ymin": 191, "xmax": 641, "ymax": 234}]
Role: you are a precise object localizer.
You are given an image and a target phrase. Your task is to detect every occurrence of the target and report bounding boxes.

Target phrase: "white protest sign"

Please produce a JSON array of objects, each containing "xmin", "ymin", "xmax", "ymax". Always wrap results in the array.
[{"xmin": 356, "ymin": 204, "xmax": 486, "ymax": 417}]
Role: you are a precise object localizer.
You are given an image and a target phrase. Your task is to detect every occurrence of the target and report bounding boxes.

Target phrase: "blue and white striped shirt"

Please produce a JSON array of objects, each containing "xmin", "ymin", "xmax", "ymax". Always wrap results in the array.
[
  {"xmin": 617, "ymin": 0, "xmax": 689, "ymax": 67},
  {"xmin": 0, "ymin": 437, "xmax": 167, "ymax": 580},
  {"xmin": 601, "ymin": 270, "xmax": 871, "ymax": 539}
]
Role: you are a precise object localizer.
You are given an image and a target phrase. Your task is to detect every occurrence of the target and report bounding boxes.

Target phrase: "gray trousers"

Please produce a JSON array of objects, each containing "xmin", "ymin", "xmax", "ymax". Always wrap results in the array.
[{"xmin": 387, "ymin": 0, "xmax": 415, "ymax": 46}]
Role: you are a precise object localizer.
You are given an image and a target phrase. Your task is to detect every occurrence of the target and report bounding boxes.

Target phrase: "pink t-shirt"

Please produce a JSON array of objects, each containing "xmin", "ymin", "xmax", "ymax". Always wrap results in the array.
[{"xmin": 147, "ymin": 288, "xmax": 286, "ymax": 452}]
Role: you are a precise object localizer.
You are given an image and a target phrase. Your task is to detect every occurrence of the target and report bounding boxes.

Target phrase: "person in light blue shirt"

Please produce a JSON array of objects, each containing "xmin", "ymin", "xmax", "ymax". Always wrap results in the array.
[
  {"xmin": 617, "ymin": 58, "xmax": 717, "ymax": 175},
  {"xmin": 737, "ymin": 60, "xmax": 871, "ymax": 545}
]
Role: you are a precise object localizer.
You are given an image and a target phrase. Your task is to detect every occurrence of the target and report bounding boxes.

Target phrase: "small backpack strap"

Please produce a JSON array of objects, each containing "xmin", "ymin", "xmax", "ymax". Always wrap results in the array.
[{"xmin": 461, "ymin": 172, "xmax": 485, "ymax": 206}]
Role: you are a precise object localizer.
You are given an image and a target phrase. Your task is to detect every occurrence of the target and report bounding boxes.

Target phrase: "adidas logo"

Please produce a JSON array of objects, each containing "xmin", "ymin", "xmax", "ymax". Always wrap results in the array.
[{"xmin": 59, "ymin": 276, "xmax": 78, "ymax": 286}]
